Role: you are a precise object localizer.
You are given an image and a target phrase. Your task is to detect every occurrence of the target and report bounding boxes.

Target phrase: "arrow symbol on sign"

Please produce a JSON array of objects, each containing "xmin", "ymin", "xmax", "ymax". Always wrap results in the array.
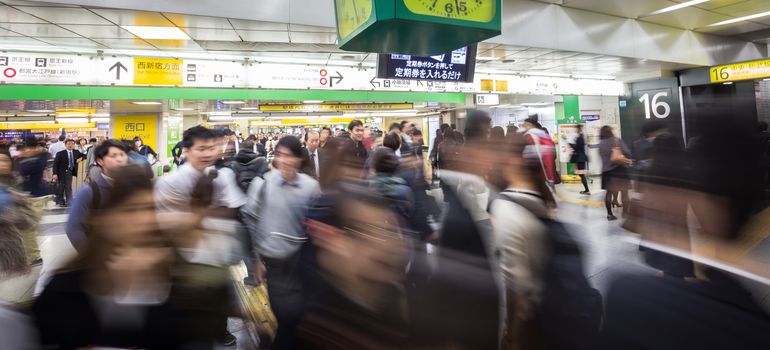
[
  {"xmin": 370, "ymin": 77, "xmax": 380, "ymax": 88},
  {"xmin": 329, "ymin": 71, "xmax": 343, "ymax": 87},
  {"xmin": 109, "ymin": 61, "xmax": 127, "ymax": 80}
]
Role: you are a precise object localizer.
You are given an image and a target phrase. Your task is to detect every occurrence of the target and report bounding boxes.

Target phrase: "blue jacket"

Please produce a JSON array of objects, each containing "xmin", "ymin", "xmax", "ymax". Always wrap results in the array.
[{"xmin": 65, "ymin": 174, "xmax": 111, "ymax": 252}]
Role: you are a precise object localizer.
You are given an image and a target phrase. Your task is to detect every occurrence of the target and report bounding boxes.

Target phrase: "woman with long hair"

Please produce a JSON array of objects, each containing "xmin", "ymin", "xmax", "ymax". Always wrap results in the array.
[
  {"xmin": 598, "ymin": 126, "xmax": 631, "ymax": 221},
  {"xmin": 33, "ymin": 165, "xmax": 221, "ymax": 349},
  {"xmin": 570, "ymin": 124, "xmax": 591, "ymax": 194}
]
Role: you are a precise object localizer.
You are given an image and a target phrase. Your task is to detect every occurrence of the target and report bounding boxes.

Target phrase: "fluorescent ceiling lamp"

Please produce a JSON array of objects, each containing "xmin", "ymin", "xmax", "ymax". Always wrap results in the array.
[
  {"xmin": 572, "ymin": 74, "xmax": 615, "ymax": 80},
  {"xmin": 643, "ymin": 0, "xmax": 709, "ymax": 17},
  {"xmin": 171, "ymin": 108, "xmax": 196, "ymax": 111},
  {"xmin": 706, "ymin": 10, "xmax": 770, "ymax": 27},
  {"xmin": 209, "ymin": 115, "xmax": 233, "ymax": 121},
  {"xmin": 221, "ymin": 101, "xmax": 245, "ymax": 105},
  {"xmin": 303, "ymin": 100, "xmax": 324, "ymax": 104},
  {"xmin": 239, "ymin": 107, "xmax": 261, "ymax": 111},
  {"xmin": 121, "ymin": 26, "xmax": 191, "ymax": 40},
  {"xmin": 203, "ymin": 111, "xmax": 232, "ymax": 116},
  {"xmin": 521, "ymin": 71, "xmax": 571, "ymax": 78},
  {"xmin": 131, "ymin": 101, "xmax": 162, "ymax": 105},
  {"xmin": 57, "ymin": 118, "xmax": 90, "ymax": 123},
  {"xmin": 522, "ymin": 103, "xmax": 552, "ymax": 107},
  {"xmin": 91, "ymin": 118, "xmax": 110, "ymax": 123},
  {"xmin": 6, "ymin": 120, "xmax": 55, "ymax": 124},
  {"xmin": 26, "ymin": 109, "xmax": 55, "ymax": 113},
  {"xmin": 723, "ymin": 82, "xmax": 734, "ymax": 85}
]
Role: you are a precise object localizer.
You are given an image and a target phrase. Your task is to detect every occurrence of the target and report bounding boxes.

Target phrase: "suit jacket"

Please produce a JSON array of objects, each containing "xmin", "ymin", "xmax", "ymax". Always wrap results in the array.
[
  {"xmin": 53, "ymin": 149, "xmax": 84, "ymax": 178},
  {"xmin": 301, "ymin": 147, "xmax": 323, "ymax": 180}
]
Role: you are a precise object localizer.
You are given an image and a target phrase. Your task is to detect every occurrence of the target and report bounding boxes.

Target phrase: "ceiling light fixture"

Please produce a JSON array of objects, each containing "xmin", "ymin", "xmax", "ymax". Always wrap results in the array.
[
  {"xmin": 643, "ymin": 0, "xmax": 709, "ymax": 17},
  {"xmin": 303, "ymin": 100, "xmax": 324, "ymax": 104},
  {"xmin": 171, "ymin": 108, "xmax": 196, "ymax": 111},
  {"xmin": 239, "ymin": 107, "xmax": 261, "ymax": 111},
  {"xmin": 723, "ymin": 82, "xmax": 734, "ymax": 85},
  {"xmin": 57, "ymin": 118, "xmax": 90, "ymax": 123},
  {"xmin": 130, "ymin": 101, "xmax": 162, "ymax": 105},
  {"xmin": 572, "ymin": 74, "xmax": 616, "ymax": 80},
  {"xmin": 121, "ymin": 26, "xmax": 191, "ymax": 40},
  {"xmin": 209, "ymin": 115, "xmax": 234, "ymax": 121},
  {"xmin": 706, "ymin": 10, "xmax": 770, "ymax": 27},
  {"xmin": 25, "ymin": 109, "xmax": 55, "ymax": 113},
  {"xmin": 221, "ymin": 101, "xmax": 245, "ymax": 105}
]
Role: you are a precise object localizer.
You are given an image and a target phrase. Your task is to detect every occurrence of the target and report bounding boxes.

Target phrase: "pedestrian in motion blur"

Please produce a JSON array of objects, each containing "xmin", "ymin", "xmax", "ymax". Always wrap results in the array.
[
  {"xmin": 52, "ymin": 139, "xmax": 84, "ymax": 207},
  {"xmin": 598, "ymin": 126, "xmax": 631, "ymax": 221},
  {"xmin": 570, "ymin": 124, "xmax": 591, "ymax": 195}
]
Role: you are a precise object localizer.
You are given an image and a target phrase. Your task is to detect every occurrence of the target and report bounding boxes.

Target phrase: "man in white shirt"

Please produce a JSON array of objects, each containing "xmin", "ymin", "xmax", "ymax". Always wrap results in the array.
[
  {"xmin": 153, "ymin": 126, "xmax": 245, "ymax": 347},
  {"xmin": 155, "ymin": 126, "xmax": 246, "ymax": 214},
  {"xmin": 48, "ymin": 135, "xmax": 66, "ymax": 158},
  {"xmin": 300, "ymin": 130, "xmax": 322, "ymax": 180}
]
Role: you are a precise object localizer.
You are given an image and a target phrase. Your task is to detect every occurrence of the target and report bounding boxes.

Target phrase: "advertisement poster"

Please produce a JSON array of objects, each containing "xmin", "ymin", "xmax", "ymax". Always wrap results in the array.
[{"xmin": 558, "ymin": 124, "xmax": 580, "ymax": 161}]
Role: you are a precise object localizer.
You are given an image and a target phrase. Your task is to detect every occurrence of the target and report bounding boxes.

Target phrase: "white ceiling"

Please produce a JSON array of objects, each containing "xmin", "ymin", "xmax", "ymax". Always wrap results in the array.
[
  {"xmin": 0, "ymin": 0, "xmax": 756, "ymax": 79},
  {"xmin": 539, "ymin": 0, "xmax": 770, "ymax": 37}
]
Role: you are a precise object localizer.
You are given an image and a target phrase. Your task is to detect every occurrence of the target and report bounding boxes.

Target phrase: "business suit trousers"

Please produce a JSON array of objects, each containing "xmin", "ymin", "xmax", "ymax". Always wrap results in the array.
[{"xmin": 57, "ymin": 171, "xmax": 73, "ymax": 206}]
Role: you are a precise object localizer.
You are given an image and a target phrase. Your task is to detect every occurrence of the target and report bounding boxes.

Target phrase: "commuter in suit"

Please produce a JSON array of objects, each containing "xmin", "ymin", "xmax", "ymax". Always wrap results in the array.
[
  {"xmin": 301, "ymin": 130, "xmax": 322, "ymax": 180},
  {"xmin": 52, "ymin": 139, "xmax": 84, "ymax": 206}
]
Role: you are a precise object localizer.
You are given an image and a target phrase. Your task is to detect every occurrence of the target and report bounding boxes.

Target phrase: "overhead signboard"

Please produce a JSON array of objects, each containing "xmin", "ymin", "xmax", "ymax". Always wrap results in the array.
[
  {"xmin": 0, "ymin": 51, "xmax": 624, "ymax": 96},
  {"xmin": 619, "ymin": 78, "xmax": 683, "ymax": 145},
  {"xmin": 475, "ymin": 94, "xmax": 499, "ymax": 105},
  {"xmin": 333, "ymin": 0, "xmax": 501, "ymax": 56},
  {"xmin": 133, "ymin": 57, "xmax": 183, "ymax": 85},
  {"xmin": 710, "ymin": 58, "xmax": 770, "ymax": 83},
  {"xmin": 250, "ymin": 117, "xmax": 354, "ymax": 126},
  {"xmin": 377, "ymin": 45, "xmax": 476, "ymax": 82},
  {"xmin": 113, "ymin": 115, "xmax": 158, "ymax": 151},
  {"xmin": 259, "ymin": 103, "xmax": 413, "ymax": 112}
]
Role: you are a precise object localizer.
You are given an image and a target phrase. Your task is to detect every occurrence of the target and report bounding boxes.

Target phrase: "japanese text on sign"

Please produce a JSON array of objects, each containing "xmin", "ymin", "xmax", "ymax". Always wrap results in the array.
[
  {"xmin": 134, "ymin": 57, "xmax": 183, "ymax": 85},
  {"xmin": 710, "ymin": 58, "xmax": 770, "ymax": 83}
]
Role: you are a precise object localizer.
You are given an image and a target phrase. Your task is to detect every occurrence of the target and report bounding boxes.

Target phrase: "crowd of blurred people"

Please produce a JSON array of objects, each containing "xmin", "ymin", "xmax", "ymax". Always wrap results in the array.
[{"xmin": 2, "ymin": 107, "xmax": 770, "ymax": 349}]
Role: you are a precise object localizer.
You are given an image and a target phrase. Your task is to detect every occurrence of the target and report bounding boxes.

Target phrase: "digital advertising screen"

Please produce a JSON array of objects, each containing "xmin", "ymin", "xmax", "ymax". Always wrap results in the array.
[{"xmin": 376, "ymin": 45, "xmax": 477, "ymax": 83}]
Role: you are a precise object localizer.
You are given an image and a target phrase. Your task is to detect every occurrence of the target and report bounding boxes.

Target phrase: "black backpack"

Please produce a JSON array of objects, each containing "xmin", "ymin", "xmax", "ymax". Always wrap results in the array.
[
  {"xmin": 498, "ymin": 192, "xmax": 602, "ymax": 350},
  {"xmin": 230, "ymin": 157, "xmax": 269, "ymax": 193}
]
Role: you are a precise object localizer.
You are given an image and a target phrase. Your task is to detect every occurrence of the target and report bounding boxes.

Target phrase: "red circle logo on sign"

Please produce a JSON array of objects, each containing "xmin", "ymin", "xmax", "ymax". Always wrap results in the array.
[
  {"xmin": 319, "ymin": 69, "xmax": 327, "ymax": 77},
  {"xmin": 3, "ymin": 68, "xmax": 16, "ymax": 78},
  {"xmin": 319, "ymin": 77, "xmax": 328, "ymax": 85}
]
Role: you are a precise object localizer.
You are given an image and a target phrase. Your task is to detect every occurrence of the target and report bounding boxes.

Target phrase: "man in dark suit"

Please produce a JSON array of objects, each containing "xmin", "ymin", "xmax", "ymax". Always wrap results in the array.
[
  {"xmin": 301, "ymin": 130, "xmax": 322, "ymax": 180},
  {"xmin": 52, "ymin": 139, "xmax": 84, "ymax": 207}
]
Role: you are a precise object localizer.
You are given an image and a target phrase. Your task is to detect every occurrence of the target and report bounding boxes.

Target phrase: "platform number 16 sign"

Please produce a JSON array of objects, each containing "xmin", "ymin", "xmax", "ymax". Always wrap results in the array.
[{"xmin": 638, "ymin": 91, "xmax": 671, "ymax": 119}]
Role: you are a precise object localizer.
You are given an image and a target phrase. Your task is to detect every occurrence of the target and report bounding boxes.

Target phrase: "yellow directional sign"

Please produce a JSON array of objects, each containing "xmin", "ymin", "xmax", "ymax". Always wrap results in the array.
[
  {"xmin": 259, "ymin": 103, "xmax": 413, "ymax": 112},
  {"xmin": 250, "ymin": 117, "xmax": 355, "ymax": 126},
  {"xmin": 134, "ymin": 57, "xmax": 183, "ymax": 85},
  {"xmin": 710, "ymin": 58, "xmax": 770, "ymax": 83}
]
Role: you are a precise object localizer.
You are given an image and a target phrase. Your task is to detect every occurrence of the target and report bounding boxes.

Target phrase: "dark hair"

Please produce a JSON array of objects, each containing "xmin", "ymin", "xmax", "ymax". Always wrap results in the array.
[
  {"xmin": 599, "ymin": 126, "xmax": 614, "ymax": 140},
  {"xmin": 465, "ymin": 110, "xmax": 492, "ymax": 143},
  {"xmin": 506, "ymin": 125, "xmax": 519, "ymax": 136},
  {"xmin": 400, "ymin": 120, "xmax": 409, "ymax": 128},
  {"xmin": 490, "ymin": 126, "xmax": 505, "ymax": 141},
  {"xmin": 121, "ymin": 139, "xmax": 137, "ymax": 152},
  {"xmin": 759, "ymin": 121, "xmax": 769, "ymax": 132},
  {"xmin": 65, "ymin": 139, "xmax": 75, "ymax": 144},
  {"xmin": 502, "ymin": 134, "xmax": 556, "ymax": 207},
  {"xmin": 371, "ymin": 147, "xmax": 399, "ymax": 174},
  {"xmin": 182, "ymin": 126, "xmax": 216, "ymax": 148},
  {"xmin": 321, "ymin": 127, "xmax": 332, "ymax": 134},
  {"xmin": 641, "ymin": 120, "xmax": 667, "ymax": 137},
  {"xmin": 94, "ymin": 139, "xmax": 129, "ymax": 161},
  {"xmin": 276, "ymin": 135, "xmax": 303, "ymax": 157},
  {"xmin": 389, "ymin": 123, "xmax": 402, "ymax": 132},
  {"xmin": 89, "ymin": 138, "xmax": 97, "ymax": 143},
  {"xmin": 348, "ymin": 119, "xmax": 364, "ymax": 131},
  {"xmin": 58, "ymin": 135, "xmax": 66, "ymax": 142},
  {"xmin": 103, "ymin": 165, "xmax": 154, "ymax": 209},
  {"xmin": 191, "ymin": 168, "xmax": 217, "ymax": 209},
  {"xmin": 383, "ymin": 131, "xmax": 402, "ymax": 152},
  {"xmin": 440, "ymin": 123, "xmax": 450, "ymax": 133},
  {"xmin": 412, "ymin": 129, "xmax": 422, "ymax": 136},
  {"xmin": 133, "ymin": 136, "xmax": 142, "ymax": 143}
]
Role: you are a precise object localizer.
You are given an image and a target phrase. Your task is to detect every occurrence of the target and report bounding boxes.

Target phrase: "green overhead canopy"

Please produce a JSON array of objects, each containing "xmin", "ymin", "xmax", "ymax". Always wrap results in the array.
[{"xmin": 0, "ymin": 85, "xmax": 466, "ymax": 104}]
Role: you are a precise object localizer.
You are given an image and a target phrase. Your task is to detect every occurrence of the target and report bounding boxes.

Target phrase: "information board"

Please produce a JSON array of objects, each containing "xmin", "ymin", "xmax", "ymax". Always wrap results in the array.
[
  {"xmin": 710, "ymin": 58, "xmax": 770, "ymax": 83},
  {"xmin": 376, "ymin": 45, "xmax": 476, "ymax": 82}
]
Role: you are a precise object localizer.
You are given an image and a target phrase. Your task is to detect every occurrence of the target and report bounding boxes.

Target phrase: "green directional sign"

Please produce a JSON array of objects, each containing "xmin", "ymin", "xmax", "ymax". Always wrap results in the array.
[{"xmin": 334, "ymin": 0, "xmax": 501, "ymax": 56}]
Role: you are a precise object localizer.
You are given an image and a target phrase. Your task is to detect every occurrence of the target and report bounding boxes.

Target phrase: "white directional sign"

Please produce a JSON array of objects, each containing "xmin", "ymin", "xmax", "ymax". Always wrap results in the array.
[{"xmin": 0, "ymin": 51, "xmax": 624, "ymax": 96}]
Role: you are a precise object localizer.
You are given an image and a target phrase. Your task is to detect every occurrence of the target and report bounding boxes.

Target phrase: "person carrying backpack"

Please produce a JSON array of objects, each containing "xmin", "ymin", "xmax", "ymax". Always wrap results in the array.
[
  {"xmin": 229, "ymin": 140, "xmax": 270, "ymax": 193},
  {"xmin": 65, "ymin": 140, "xmax": 130, "ymax": 252},
  {"xmin": 491, "ymin": 133, "xmax": 601, "ymax": 350}
]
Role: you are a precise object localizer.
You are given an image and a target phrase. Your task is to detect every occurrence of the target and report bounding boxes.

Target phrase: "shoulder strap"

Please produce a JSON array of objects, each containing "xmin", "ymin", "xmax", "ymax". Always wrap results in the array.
[{"xmin": 89, "ymin": 181, "xmax": 100, "ymax": 211}]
